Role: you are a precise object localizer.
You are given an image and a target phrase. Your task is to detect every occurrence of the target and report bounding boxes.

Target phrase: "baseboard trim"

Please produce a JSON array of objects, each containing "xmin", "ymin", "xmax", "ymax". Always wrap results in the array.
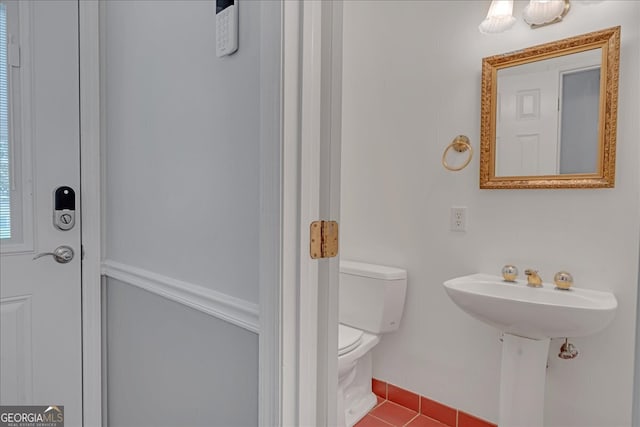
[{"xmin": 102, "ymin": 260, "xmax": 260, "ymax": 333}]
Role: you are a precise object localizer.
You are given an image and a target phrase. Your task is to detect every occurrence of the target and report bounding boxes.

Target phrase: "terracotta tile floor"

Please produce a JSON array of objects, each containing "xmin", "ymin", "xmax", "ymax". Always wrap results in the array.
[{"xmin": 355, "ymin": 398, "xmax": 448, "ymax": 427}]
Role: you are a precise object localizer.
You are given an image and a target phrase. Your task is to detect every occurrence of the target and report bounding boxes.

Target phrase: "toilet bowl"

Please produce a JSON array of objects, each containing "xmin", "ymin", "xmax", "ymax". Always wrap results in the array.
[
  {"xmin": 338, "ymin": 324, "xmax": 380, "ymax": 427},
  {"xmin": 338, "ymin": 261, "xmax": 407, "ymax": 427}
]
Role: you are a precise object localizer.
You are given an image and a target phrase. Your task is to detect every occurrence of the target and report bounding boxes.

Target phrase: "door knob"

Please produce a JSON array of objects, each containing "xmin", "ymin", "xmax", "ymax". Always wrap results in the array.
[{"xmin": 33, "ymin": 245, "xmax": 74, "ymax": 263}]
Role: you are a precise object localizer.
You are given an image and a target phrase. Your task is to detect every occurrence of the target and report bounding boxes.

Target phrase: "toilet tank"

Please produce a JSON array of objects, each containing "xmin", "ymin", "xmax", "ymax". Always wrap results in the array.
[{"xmin": 339, "ymin": 260, "xmax": 407, "ymax": 334}]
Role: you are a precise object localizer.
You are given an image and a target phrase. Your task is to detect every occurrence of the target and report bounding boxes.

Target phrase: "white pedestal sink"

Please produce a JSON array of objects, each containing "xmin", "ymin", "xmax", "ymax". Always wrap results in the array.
[{"xmin": 443, "ymin": 274, "xmax": 617, "ymax": 427}]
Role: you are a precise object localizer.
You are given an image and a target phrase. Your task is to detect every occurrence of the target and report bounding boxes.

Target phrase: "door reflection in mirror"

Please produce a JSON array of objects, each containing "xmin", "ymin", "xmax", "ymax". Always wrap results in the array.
[{"xmin": 495, "ymin": 48, "xmax": 601, "ymax": 177}]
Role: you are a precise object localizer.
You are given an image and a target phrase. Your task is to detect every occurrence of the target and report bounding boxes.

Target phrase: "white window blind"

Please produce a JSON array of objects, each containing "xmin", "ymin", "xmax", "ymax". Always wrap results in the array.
[{"xmin": 0, "ymin": 3, "xmax": 9, "ymax": 239}]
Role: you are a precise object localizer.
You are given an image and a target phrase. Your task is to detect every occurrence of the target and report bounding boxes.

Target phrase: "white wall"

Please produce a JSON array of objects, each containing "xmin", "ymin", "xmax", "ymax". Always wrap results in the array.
[
  {"xmin": 102, "ymin": 1, "xmax": 277, "ymax": 425},
  {"xmin": 341, "ymin": 1, "xmax": 640, "ymax": 425},
  {"xmin": 633, "ymin": 24, "xmax": 640, "ymax": 427}
]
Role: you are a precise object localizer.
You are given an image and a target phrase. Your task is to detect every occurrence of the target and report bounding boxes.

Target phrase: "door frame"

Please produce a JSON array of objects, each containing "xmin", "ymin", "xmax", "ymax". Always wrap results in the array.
[
  {"xmin": 279, "ymin": 0, "xmax": 343, "ymax": 424},
  {"xmin": 78, "ymin": 1, "xmax": 102, "ymax": 425}
]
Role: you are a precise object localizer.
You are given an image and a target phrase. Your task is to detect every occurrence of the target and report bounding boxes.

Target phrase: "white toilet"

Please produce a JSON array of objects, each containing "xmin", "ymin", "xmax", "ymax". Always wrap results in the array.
[{"xmin": 338, "ymin": 260, "xmax": 407, "ymax": 427}]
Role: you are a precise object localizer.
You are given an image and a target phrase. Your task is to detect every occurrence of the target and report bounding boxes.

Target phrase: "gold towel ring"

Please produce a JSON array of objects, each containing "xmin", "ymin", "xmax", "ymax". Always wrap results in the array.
[{"xmin": 442, "ymin": 135, "xmax": 473, "ymax": 172}]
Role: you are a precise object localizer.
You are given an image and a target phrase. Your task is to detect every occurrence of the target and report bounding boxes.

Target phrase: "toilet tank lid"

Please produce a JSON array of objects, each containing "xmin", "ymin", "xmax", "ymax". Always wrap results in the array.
[{"xmin": 340, "ymin": 260, "xmax": 407, "ymax": 280}]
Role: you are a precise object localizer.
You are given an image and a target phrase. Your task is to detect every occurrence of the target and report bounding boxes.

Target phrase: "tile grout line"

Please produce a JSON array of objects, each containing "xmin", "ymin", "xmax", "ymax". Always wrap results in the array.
[
  {"xmin": 372, "ymin": 379, "xmax": 495, "ymax": 427},
  {"xmin": 366, "ymin": 397, "xmax": 458, "ymax": 427},
  {"xmin": 402, "ymin": 412, "xmax": 420, "ymax": 427},
  {"xmin": 375, "ymin": 399, "xmax": 420, "ymax": 427},
  {"xmin": 368, "ymin": 412, "xmax": 396, "ymax": 427},
  {"xmin": 402, "ymin": 394, "xmax": 422, "ymax": 427}
]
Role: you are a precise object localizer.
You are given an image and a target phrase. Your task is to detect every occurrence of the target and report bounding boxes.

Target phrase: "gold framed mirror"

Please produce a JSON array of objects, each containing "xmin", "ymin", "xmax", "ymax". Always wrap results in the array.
[{"xmin": 480, "ymin": 27, "xmax": 620, "ymax": 189}]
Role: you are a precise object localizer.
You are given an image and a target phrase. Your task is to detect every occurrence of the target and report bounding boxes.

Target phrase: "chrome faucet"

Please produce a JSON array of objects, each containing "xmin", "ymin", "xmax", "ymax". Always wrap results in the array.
[{"xmin": 524, "ymin": 269, "xmax": 543, "ymax": 287}]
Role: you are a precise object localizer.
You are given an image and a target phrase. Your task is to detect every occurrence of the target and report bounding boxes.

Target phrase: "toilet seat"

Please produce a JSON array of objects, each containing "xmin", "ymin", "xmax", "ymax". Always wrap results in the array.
[{"xmin": 339, "ymin": 324, "xmax": 363, "ymax": 356}]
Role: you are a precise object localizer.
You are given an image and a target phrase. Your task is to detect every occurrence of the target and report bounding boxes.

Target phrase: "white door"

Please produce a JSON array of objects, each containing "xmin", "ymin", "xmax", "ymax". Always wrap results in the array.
[
  {"xmin": 0, "ymin": 1, "xmax": 82, "ymax": 425},
  {"xmin": 495, "ymin": 69, "xmax": 560, "ymax": 176}
]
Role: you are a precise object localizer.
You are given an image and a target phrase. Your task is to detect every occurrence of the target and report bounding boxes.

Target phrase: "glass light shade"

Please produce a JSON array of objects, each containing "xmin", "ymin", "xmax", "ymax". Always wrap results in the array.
[
  {"xmin": 523, "ymin": 0, "xmax": 568, "ymax": 26},
  {"xmin": 479, "ymin": 0, "xmax": 517, "ymax": 34}
]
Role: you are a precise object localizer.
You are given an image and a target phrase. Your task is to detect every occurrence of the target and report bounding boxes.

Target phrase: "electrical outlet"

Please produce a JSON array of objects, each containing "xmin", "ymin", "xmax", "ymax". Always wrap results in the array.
[{"xmin": 450, "ymin": 206, "xmax": 467, "ymax": 232}]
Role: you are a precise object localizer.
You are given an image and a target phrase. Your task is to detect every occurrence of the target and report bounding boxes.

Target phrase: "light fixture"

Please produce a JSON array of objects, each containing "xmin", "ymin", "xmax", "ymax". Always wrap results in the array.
[
  {"xmin": 523, "ymin": 0, "xmax": 571, "ymax": 28},
  {"xmin": 479, "ymin": 0, "xmax": 571, "ymax": 34},
  {"xmin": 478, "ymin": 0, "xmax": 517, "ymax": 34}
]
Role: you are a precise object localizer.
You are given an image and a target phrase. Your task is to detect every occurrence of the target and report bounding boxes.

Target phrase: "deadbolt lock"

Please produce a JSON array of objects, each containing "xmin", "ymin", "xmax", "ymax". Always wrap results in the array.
[{"xmin": 53, "ymin": 186, "xmax": 76, "ymax": 231}]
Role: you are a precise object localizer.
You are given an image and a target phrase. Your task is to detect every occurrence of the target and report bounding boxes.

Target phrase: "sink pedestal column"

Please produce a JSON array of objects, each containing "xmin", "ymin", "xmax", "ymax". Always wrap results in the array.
[{"xmin": 499, "ymin": 334, "xmax": 550, "ymax": 427}]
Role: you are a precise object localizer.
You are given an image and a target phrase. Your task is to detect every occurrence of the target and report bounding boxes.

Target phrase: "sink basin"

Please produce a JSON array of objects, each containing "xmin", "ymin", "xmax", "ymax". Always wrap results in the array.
[
  {"xmin": 444, "ymin": 273, "xmax": 618, "ymax": 425},
  {"xmin": 443, "ymin": 273, "xmax": 617, "ymax": 339}
]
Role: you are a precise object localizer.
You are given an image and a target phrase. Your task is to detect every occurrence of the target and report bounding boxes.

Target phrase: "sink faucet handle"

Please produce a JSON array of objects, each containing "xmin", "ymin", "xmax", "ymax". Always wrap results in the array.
[
  {"xmin": 501, "ymin": 265, "xmax": 518, "ymax": 282},
  {"xmin": 554, "ymin": 271, "xmax": 573, "ymax": 290},
  {"xmin": 524, "ymin": 269, "xmax": 543, "ymax": 287}
]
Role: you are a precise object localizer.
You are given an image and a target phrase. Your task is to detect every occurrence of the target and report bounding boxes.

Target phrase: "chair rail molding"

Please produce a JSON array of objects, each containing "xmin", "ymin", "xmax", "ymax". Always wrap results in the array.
[{"xmin": 102, "ymin": 260, "xmax": 260, "ymax": 333}]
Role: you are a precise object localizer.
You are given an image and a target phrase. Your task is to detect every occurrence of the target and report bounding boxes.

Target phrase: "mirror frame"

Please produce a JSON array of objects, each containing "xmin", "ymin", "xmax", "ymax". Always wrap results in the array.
[{"xmin": 480, "ymin": 27, "xmax": 620, "ymax": 189}]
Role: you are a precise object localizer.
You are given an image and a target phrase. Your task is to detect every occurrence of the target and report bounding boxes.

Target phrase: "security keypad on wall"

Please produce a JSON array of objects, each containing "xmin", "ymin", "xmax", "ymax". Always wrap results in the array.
[{"xmin": 216, "ymin": 0, "xmax": 238, "ymax": 57}]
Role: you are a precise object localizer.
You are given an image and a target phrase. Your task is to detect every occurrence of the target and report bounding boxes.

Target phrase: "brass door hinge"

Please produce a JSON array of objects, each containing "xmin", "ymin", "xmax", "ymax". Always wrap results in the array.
[{"xmin": 310, "ymin": 220, "xmax": 339, "ymax": 259}]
